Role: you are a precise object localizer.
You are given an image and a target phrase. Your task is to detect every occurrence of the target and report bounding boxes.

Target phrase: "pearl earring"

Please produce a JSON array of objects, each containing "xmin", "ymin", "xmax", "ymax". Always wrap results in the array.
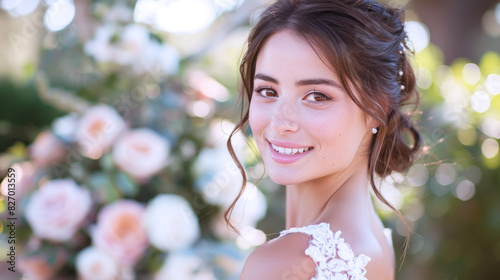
[{"xmin": 372, "ymin": 128, "xmax": 378, "ymax": 134}]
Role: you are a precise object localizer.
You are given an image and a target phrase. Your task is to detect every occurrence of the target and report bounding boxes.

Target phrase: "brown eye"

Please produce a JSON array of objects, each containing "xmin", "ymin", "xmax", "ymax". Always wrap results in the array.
[
  {"xmin": 255, "ymin": 88, "xmax": 278, "ymax": 98},
  {"xmin": 305, "ymin": 91, "xmax": 330, "ymax": 102}
]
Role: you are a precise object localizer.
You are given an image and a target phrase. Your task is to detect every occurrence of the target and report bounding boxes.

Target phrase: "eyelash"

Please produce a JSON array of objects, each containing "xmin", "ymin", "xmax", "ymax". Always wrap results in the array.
[{"xmin": 253, "ymin": 87, "xmax": 332, "ymax": 103}]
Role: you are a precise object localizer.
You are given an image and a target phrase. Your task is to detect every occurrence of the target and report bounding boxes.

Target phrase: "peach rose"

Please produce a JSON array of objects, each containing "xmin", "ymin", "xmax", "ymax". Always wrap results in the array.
[
  {"xmin": 75, "ymin": 104, "xmax": 126, "ymax": 159},
  {"xmin": 92, "ymin": 200, "xmax": 148, "ymax": 266},
  {"xmin": 76, "ymin": 246, "xmax": 119, "ymax": 280},
  {"xmin": 112, "ymin": 128, "xmax": 169, "ymax": 182},
  {"xmin": 25, "ymin": 179, "xmax": 92, "ymax": 242},
  {"xmin": 29, "ymin": 130, "xmax": 66, "ymax": 167}
]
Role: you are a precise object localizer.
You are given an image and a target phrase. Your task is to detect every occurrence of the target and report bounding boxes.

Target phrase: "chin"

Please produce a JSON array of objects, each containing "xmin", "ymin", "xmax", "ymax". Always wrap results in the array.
[{"xmin": 266, "ymin": 169, "xmax": 303, "ymax": 186}]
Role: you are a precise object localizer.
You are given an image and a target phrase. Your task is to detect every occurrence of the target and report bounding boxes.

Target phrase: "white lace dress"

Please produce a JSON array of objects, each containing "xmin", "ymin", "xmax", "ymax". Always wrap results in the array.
[{"xmin": 276, "ymin": 222, "xmax": 393, "ymax": 280}]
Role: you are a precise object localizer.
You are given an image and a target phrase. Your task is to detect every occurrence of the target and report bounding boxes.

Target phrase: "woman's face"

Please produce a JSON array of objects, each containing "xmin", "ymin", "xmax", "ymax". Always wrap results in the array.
[{"xmin": 249, "ymin": 30, "xmax": 374, "ymax": 185}]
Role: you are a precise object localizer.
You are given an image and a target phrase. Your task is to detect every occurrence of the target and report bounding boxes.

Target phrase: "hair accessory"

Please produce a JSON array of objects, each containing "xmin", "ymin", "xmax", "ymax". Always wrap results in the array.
[
  {"xmin": 372, "ymin": 127, "xmax": 378, "ymax": 134},
  {"xmin": 398, "ymin": 43, "xmax": 405, "ymax": 91}
]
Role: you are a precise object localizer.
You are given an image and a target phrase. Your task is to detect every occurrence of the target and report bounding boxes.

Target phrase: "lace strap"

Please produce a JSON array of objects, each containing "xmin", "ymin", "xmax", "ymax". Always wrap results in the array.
[{"xmin": 279, "ymin": 223, "xmax": 371, "ymax": 280}]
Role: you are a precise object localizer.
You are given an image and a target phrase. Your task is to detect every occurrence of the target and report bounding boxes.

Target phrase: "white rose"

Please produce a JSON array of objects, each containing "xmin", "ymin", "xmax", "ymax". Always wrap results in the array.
[
  {"xmin": 133, "ymin": 42, "xmax": 179, "ymax": 75},
  {"xmin": 84, "ymin": 25, "xmax": 116, "ymax": 63},
  {"xmin": 154, "ymin": 252, "xmax": 216, "ymax": 280},
  {"xmin": 212, "ymin": 183, "xmax": 267, "ymax": 240},
  {"xmin": 112, "ymin": 128, "xmax": 169, "ymax": 182},
  {"xmin": 194, "ymin": 147, "xmax": 243, "ymax": 206},
  {"xmin": 76, "ymin": 246, "xmax": 119, "ymax": 280},
  {"xmin": 114, "ymin": 24, "xmax": 150, "ymax": 65},
  {"xmin": 52, "ymin": 113, "xmax": 79, "ymax": 142},
  {"xmin": 193, "ymin": 119, "xmax": 249, "ymax": 206},
  {"xmin": 144, "ymin": 194, "xmax": 200, "ymax": 251},
  {"xmin": 229, "ymin": 183, "xmax": 267, "ymax": 225},
  {"xmin": 75, "ymin": 104, "xmax": 126, "ymax": 159},
  {"xmin": 25, "ymin": 179, "xmax": 92, "ymax": 242}
]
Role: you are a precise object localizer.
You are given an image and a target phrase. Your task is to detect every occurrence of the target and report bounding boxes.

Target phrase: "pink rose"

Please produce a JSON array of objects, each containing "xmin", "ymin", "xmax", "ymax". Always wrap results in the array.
[
  {"xmin": 25, "ymin": 179, "xmax": 92, "ymax": 242},
  {"xmin": 29, "ymin": 130, "xmax": 66, "ymax": 167},
  {"xmin": 112, "ymin": 128, "xmax": 169, "ymax": 182},
  {"xmin": 92, "ymin": 200, "xmax": 148, "ymax": 266},
  {"xmin": 75, "ymin": 105, "xmax": 127, "ymax": 159}
]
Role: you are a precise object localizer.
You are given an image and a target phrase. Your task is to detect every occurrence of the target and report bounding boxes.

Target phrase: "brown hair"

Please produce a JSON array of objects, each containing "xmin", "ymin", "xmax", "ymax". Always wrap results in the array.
[{"xmin": 225, "ymin": 0, "xmax": 421, "ymax": 260}]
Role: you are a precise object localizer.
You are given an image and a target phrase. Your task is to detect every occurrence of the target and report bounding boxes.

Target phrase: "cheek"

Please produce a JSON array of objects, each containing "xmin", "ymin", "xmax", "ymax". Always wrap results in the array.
[{"xmin": 248, "ymin": 101, "xmax": 267, "ymax": 137}]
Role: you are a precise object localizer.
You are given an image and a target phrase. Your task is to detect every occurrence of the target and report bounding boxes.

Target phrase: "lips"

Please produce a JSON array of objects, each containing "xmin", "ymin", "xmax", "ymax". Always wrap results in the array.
[
  {"xmin": 270, "ymin": 143, "xmax": 312, "ymax": 155},
  {"xmin": 267, "ymin": 140, "xmax": 313, "ymax": 164}
]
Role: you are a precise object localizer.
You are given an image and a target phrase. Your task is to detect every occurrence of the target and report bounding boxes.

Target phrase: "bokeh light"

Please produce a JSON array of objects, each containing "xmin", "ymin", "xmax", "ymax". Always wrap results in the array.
[
  {"xmin": 470, "ymin": 90, "xmax": 490, "ymax": 113},
  {"xmin": 405, "ymin": 21, "xmax": 430, "ymax": 53},
  {"xmin": 462, "ymin": 63, "xmax": 481, "ymax": 85},
  {"xmin": 188, "ymin": 100, "xmax": 212, "ymax": 118},
  {"xmin": 435, "ymin": 164, "xmax": 456, "ymax": 186},
  {"xmin": 43, "ymin": 0, "xmax": 75, "ymax": 32},
  {"xmin": 481, "ymin": 138, "xmax": 499, "ymax": 159},
  {"xmin": 406, "ymin": 164, "xmax": 429, "ymax": 187},
  {"xmin": 485, "ymin": 74, "xmax": 500, "ymax": 95},
  {"xmin": 416, "ymin": 66, "xmax": 433, "ymax": 89},
  {"xmin": 457, "ymin": 127, "xmax": 477, "ymax": 146},
  {"xmin": 482, "ymin": 9, "xmax": 500, "ymax": 37},
  {"xmin": 134, "ymin": 0, "xmax": 218, "ymax": 34},
  {"xmin": 1, "ymin": 0, "xmax": 39, "ymax": 16},
  {"xmin": 214, "ymin": 0, "xmax": 244, "ymax": 12},
  {"xmin": 453, "ymin": 179, "xmax": 476, "ymax": 201},
  {"xmin": 481, "ymin": 117, "xmax": 500, "ymax": 139}
]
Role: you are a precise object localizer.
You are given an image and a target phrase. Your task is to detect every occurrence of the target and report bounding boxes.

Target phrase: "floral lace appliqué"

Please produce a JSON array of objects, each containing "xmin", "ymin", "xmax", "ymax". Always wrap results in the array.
[{"xmin": 278, "ymin": 223, "xmax": 371, "ymax": 280}]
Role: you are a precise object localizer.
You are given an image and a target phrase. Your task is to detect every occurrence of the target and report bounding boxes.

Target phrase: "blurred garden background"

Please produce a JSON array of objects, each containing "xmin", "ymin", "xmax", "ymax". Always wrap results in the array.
[{"xmin": 0, "ymin": 0, "xmax": 499, "ymax": 279}]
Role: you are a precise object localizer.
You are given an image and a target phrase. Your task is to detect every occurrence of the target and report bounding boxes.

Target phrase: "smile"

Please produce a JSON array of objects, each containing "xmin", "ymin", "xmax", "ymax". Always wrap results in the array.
[{"xmin": 270, "ymin": 143, "xmax": 313, "ymax": 155}]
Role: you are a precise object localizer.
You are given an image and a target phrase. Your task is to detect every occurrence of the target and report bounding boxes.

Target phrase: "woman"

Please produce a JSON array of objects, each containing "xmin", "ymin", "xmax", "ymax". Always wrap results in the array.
[{"xmin": 226, "ymin": 0, "xmax": 421, "ymax": 279}]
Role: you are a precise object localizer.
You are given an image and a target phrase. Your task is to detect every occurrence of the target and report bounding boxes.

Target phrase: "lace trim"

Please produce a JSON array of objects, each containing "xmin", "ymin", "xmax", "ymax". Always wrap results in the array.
[{"xmin": 278, "ymin": 223, "xmax": 371, "ymax": 280}]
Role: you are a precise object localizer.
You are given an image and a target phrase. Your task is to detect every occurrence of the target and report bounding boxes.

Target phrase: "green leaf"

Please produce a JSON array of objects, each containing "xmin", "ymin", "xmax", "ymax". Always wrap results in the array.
[
  {"xmin": 88, "ymin": 172, "xmax": 120, "ymax": 204},
  {"xmin": 115, "ymin": 172, "xmax": 139, "ymax": 197}
]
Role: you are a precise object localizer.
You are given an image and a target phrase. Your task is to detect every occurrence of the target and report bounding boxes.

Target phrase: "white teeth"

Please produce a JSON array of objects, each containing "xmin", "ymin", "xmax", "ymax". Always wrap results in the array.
[{"xmin": 271, "ymin": 143, "xmax": 312, "ymax": 155}]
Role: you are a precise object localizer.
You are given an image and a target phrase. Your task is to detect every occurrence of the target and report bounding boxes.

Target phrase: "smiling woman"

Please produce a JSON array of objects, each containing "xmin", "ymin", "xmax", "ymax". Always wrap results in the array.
[{"xmin": 225, "ymin": 0, "xmax": 422, "ymax": 279}]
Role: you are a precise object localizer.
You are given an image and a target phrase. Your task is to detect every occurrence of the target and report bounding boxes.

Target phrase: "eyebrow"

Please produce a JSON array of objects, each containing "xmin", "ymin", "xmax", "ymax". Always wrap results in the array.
[{"xmin": 254, "ymin": 73, "xmax": 343, "ymax": 89}]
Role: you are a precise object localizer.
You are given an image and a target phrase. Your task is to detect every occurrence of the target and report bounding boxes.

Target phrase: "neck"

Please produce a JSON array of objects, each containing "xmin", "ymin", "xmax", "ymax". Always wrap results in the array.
[{"xmin": 285, "ymin": 159, "xmax": 373, "ymax": 229}]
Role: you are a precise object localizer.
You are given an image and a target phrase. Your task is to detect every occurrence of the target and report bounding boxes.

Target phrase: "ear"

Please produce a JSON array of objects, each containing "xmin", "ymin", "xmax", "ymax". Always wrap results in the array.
[{"xmin": 365, "ymin": 114, "xmax": 380, "ymax": 133}]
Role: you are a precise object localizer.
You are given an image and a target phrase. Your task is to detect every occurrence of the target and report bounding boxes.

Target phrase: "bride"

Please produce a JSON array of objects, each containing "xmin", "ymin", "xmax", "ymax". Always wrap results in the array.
[{"xmin": 226, "ymin": 0, "xmax": 421, "ymax": 279}]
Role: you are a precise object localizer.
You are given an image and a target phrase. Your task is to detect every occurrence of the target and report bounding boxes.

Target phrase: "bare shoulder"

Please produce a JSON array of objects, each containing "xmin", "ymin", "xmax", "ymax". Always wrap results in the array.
[
  {"xmin": 239, "ymin": 232, "xmax": 316, "ymax": 280},
  {"xmin": 340, "ymin": 223, "xmax": 391, "ymax": 280}
]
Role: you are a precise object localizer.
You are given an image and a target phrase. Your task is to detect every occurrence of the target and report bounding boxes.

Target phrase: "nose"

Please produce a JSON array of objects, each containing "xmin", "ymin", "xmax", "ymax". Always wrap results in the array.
[{"xmin": 270, "ymin": 99, "xmax": 299, "ymax": 135}]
